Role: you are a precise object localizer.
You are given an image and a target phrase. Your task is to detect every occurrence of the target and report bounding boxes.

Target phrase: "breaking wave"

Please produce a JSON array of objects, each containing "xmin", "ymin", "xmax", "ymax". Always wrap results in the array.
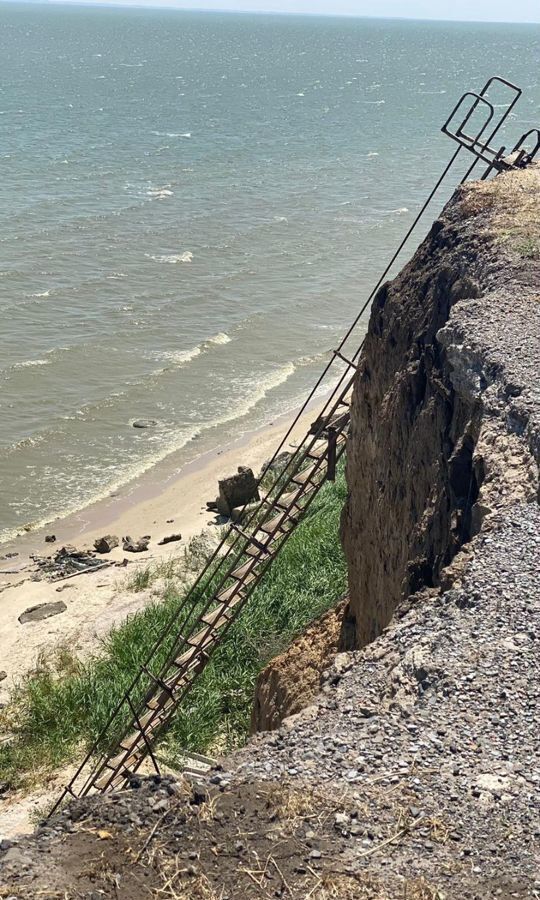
[{"xmin": 145, "ymin": 251, "xmax": 193, "ymax": 264}]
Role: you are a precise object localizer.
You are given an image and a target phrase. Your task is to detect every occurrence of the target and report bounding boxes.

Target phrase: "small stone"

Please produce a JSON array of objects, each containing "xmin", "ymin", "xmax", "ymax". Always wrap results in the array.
[
  {"xmin": 334, "ymin": 812, "xmax": 350, "ymax": 827},
  {"xmin": 133, "ymin": 419, "xmax": 158, "ymax": 429},
  {"xmin": 0, "ymin": 671, "xmax": 7, "ymax": 682},
  {"xmin": 158, "ymin": 533, "xmax": 182, "ymax": 546},
  {"xmin": 45, "ymin": 534, "xmax": 56, "ymax": 543},
  {"xmin": 309, "ymin": 849, "xmax": 322, "ymax": 859},
  {"xmin": 191, "ymin": 784, "xmax": 208, "ymax": 805}
]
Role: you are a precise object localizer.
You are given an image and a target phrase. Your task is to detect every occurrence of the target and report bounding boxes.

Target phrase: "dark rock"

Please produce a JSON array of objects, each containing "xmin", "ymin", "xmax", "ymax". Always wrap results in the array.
[
  {"xmin": 261, "ymin": 451, "xmax": 293, "ymax": 479},
  {"xmin": 122, "ymin": 536, "xmax": 150, "ymax": 553},
  {"xmin": 217, "ymin": 467, "xmax": 260, "ymax": 517},
  {"xmin": 231, "ymin": 502, "xmax": 260, "ymax": 524},
  {"xmin": 158, "ymin": 533, "xmax": 182, "ymax": 546},
  {"xmin": 45, "ymin": 534, "xmax": 56, "ymax": 543},
  {"xmin": 206, "ymin": 500, "xmax": 218, "ymax": 511},
  {"xmin": 133, "ymin": 419, "xmax": 158, "ymax": 429},
  {"xmin": 18, "ymin": 601, "xmax": 67, "ymax": 624},
  {"xmin": 0, "ymin": 671, "xmax": 6, "ymax": 681},
  {"xmin": 191, "ymin": 784, "xmax": 208, "ymax": 806},
  {"xmin": 93, "ymin": 534, "xmax": 119, "ymax": 554}
]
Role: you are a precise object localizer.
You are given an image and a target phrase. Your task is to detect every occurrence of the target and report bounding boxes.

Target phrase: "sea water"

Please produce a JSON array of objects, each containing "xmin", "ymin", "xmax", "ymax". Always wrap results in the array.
[{"xmin": 1, "ymin": 4, "xmax": 539, "ymax": 541}]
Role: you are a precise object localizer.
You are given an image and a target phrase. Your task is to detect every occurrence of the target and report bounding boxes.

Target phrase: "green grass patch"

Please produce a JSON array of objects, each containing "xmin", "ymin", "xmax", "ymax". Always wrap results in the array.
[{"xmin": 0, "ymin": 465, "xmax": 347, "ymax": 791}]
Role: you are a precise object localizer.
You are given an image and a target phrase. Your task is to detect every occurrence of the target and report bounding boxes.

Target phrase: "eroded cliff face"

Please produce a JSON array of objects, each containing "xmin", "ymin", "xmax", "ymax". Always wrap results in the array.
[
  {"xmin": 251, "ymin": 165, "xmax": 539, "ymax": 732},
  {"xmin": 342, "ymin": 165, "xmax": 540, "ymax": 647}
]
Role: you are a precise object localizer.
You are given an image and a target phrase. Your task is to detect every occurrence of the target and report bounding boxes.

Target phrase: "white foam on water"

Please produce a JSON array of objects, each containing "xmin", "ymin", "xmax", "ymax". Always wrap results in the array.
[
  {"xmin": 214, "ymin": 362, "xmax": 297, "ymax": 429},
  {"xmin": 151, "ymin": 131, "xmax": 191, "ymax": 138},
  {"xmin": 367, "ymin": 151, "xmax": 379, "ymax": 157},
  {"xmin": 0, "ymin": 359, "xmax": 296, "ymax": 546},
  {"xmin": 157, "ymin": 346, "xmax": 202, "ymax": 366},
  {"xmin": 145, "ymin": 251, "xmax": 193, "ymax": 264},
  {"xmin": 31, "ymin": 289, "xmax": 51, "ymax": 297},
  {"xmin": 150, "ymin": 331, "xmax": 231, "ymax": 371},
  {"xmin": 147, "ymin": 188, "xmax": 174, "ymax": 199},
  {"xmin": 3, "ymin": 358, "xmax": 50, "ymax": 376},
  {"xmin": 206, "ymin": 332, "xmax": 231, "ymax": 346}
]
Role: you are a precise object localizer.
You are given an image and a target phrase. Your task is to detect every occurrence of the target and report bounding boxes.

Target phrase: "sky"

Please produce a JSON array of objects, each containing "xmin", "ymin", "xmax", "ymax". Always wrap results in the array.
[{"xmin": 41, "ymin": 0, "xmax": 540, "ymax": 22}]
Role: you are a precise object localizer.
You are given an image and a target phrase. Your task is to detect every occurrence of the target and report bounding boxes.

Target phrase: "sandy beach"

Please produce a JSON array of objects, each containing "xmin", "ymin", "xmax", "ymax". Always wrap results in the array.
[{"xmin": 0, "ymin": 402, "xmax": 319, "ymax": 706}]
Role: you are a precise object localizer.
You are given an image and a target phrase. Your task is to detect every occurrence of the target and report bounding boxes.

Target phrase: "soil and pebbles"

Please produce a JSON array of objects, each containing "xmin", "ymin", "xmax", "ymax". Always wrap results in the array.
[{"xmin": 1, "ymin": 503, "xmax": 538, "ymax": 899}]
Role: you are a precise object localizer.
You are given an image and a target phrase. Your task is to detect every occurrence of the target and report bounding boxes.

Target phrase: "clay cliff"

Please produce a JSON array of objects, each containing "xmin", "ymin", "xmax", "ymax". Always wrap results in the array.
[
  {"xmin": 253, "ymin": 164, "xmax": 540, "ymax": 728},
  {"xmin": 341, "ymin": 164, "xmax": 539, "ymax": 647}
]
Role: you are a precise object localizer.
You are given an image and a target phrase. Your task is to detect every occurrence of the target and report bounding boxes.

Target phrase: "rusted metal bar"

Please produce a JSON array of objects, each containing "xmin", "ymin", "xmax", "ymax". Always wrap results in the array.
[{"xmin": 326, "ymin": 427, "xmax": 338, "ymax": 482}]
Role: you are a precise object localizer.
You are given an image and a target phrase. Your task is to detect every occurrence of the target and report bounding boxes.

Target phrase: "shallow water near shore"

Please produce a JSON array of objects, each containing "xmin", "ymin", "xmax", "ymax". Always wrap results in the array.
[{"xmin": 1, "ymin": 5, "xmax": 539, "ymax": 543}]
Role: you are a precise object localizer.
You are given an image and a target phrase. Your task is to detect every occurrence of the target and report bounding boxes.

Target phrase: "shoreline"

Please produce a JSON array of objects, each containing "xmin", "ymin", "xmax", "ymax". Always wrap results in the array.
[{"xmin": 0, "ymin": 397, "xmax": 323, "ymax": 705}]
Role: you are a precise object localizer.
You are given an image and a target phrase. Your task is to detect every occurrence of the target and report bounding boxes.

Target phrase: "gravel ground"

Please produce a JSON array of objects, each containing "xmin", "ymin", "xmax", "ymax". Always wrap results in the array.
[{"xmin": 226, "ymin": 502, "xmax": 540, "ymax": 897}]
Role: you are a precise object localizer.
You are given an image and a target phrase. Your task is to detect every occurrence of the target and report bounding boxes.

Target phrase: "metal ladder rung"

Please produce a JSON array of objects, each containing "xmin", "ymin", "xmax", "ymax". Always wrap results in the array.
[
  {"xmin": 107, "ymin": 748, "xmax": 141, "ymax": 771},
  {"xmin": 230, "ymin": 559, "xmax": 257, "ymax": 581},
  {"xmin": 307, "ymin": 441, "xmax": 328, "ymax": 460},
  {"xmin": 146, "ymin": 690, "xmax": 178, "ymax": 712},
  {"xmin": 292, "ymin": 463, "xmax": 321, "ymax": 486},
  {"xmin": 244, "ymin": 543, "xmax": 269, "ymax": 558},
  {"xmin": 119, "ymin": 730, "xmax": 141, "ymax": 753},
  {"xmin": 215, "ymin": 583, "xmax": 244, "ymax": 604},
  {"xmin": 174, "ymin": 642, "xmax": 207, "ymax": 670},
  {"xmin": 187, "ymin": 625, "xmax": 220, "ymax": 651},
  {"xmin": 276, "ymin": 479, "xmax": 318, "ymax": 511},
  {"xmin": 94, "ymin": 772, "xmax": 116, "ymax": 791},
  {"xmin": 259, "ymin": 511, "xmax": 297, "ymax": 536},
  {"xmin": 202, "ymin": 597, "xmax": 242, "ymax": 628},
  {"xmin": 96, "ymin": 769, "xmax": 129, "ymax": 792},
  {"xmin": 308, "ymin": 433, "xmax": 347, "ymax": 460}
]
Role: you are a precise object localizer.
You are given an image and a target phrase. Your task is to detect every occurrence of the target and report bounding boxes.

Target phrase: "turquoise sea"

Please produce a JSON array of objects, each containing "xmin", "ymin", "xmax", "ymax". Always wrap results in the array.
[{"xmin": 0, "ymin": 3, "xmax": 539, "ymax": 542}]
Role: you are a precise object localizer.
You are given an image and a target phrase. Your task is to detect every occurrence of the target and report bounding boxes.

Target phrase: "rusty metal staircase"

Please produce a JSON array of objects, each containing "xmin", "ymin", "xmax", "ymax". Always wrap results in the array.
[{"xmin": 50, "ymin": 76, "xmax": 540, "ymax": 813}]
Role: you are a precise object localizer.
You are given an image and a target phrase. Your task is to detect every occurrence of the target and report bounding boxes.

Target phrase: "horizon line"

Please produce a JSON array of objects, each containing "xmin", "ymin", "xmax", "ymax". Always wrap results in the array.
[{"xmin": 2, "ymin": 0, "xmax": 540, "ymax": 26}]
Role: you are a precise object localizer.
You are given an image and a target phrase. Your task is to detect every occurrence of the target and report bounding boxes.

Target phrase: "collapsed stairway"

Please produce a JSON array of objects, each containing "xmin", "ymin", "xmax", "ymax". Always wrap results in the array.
[{"xmin": 90, "ymin": 386, "xmax": 352, "ymax": 794}]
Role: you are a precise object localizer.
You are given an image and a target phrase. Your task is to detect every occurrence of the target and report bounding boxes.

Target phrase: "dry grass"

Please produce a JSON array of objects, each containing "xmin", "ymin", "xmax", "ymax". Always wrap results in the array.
[
  {"xmin": 153, "ymin": 860, "xmax": 225, "ymax": 900},
  {"xmin": 403, "ymin": 877, "xmax": 445, "ymax": 900},
  {"xmin": 461, "ymin": 165, "xmax": 540, "ymax": 260},
  {"xmin": 262, "ymin": 782, "xmax": 342, "ymax": 825},
  {"xmin": 307, "ymin": 872, "xmax": 382, "ymax": 899}
]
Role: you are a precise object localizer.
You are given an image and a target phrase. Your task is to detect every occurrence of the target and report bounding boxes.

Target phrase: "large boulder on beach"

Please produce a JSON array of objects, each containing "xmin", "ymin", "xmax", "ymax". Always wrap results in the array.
[
  {"xmin": 122, "ymin": 535, "xmax": 150, "ymax": 553},
  {"xmin": 217, "ymin": 467, "xmax": 260, "ymax": 517},
  {"xmin": 93, "ymin": 534, "xmax": 119, "ymax": 554}
]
